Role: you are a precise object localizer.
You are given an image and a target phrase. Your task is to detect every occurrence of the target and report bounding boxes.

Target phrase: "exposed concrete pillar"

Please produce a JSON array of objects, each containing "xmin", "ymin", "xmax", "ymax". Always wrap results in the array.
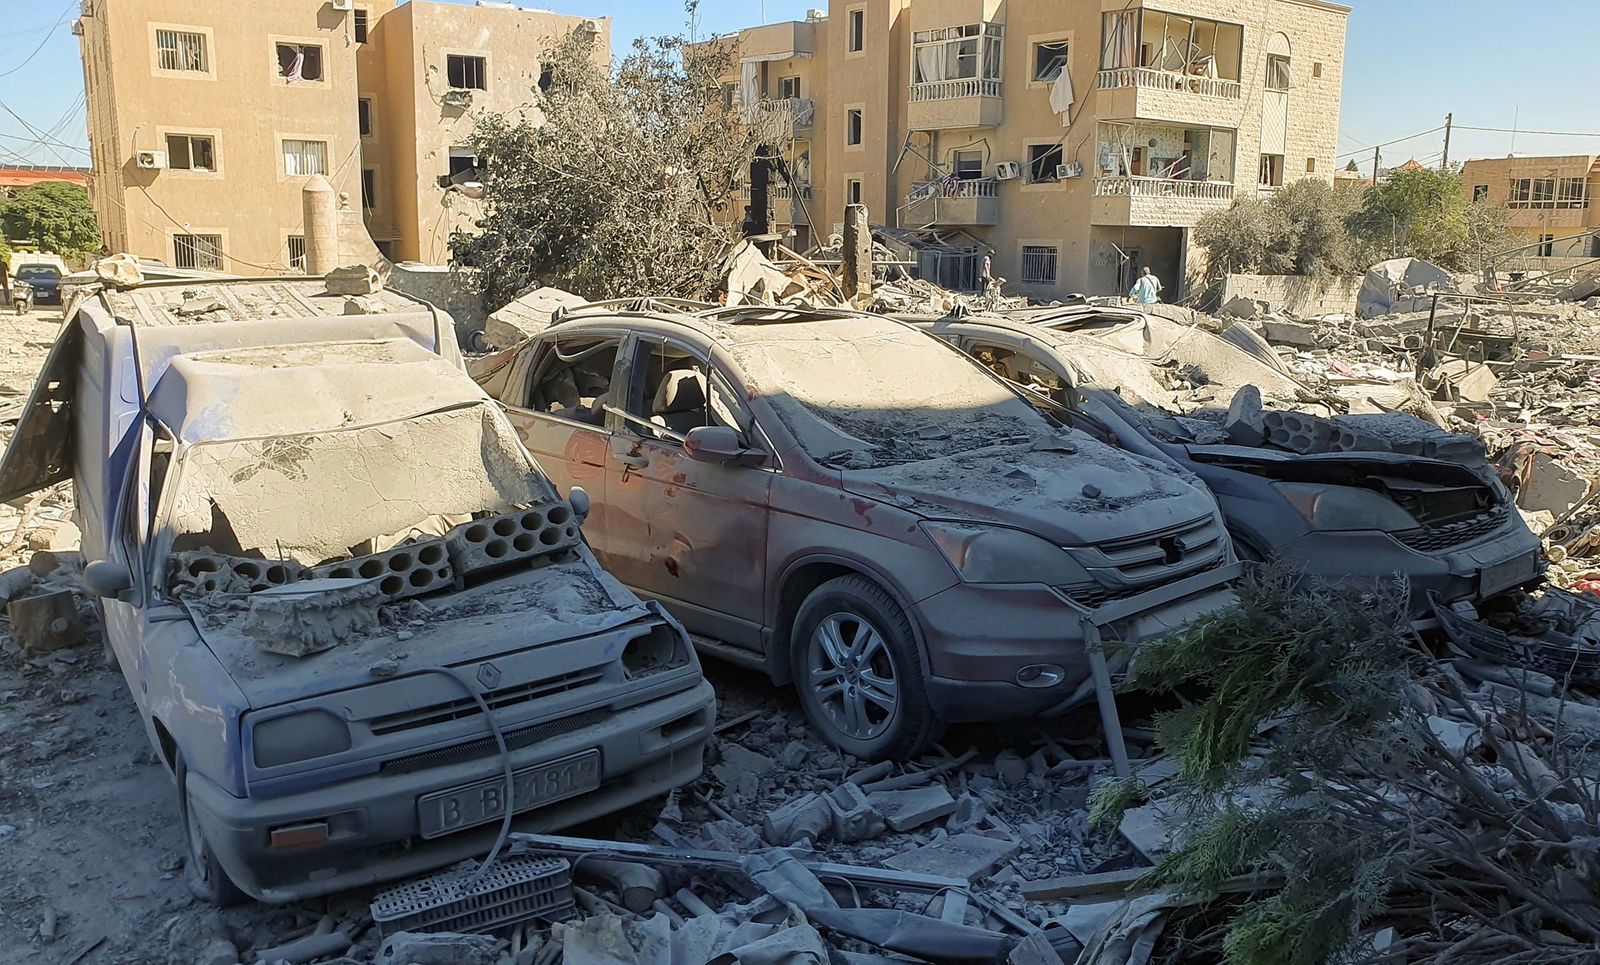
[
  {"xmin": 301, "ymin": 174, "xmax": 338, "ymax": 277},
  {"xmin": 842, "ymin": 203, "xmax": 872, "ymax": 300}
]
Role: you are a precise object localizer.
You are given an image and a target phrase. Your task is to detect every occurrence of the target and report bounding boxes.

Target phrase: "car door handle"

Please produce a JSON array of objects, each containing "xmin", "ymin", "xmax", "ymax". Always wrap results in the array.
[{"xmin": 617, "ymin": 453, "xmax": 650, "ymax": 470}]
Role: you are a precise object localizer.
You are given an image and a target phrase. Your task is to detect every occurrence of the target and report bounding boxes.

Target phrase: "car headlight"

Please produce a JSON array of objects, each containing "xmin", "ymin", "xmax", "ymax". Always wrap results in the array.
[
  {"xmin": 1277, "ymin": 483, "xmax": 1419, "ymax": 533},
  {"xmin": 920, "ymin": 521, "xmax": 1093, "ymax": 585},
  {"xmin": 253, "ymin": 710, "xmax": 351, "ymax": 768}
]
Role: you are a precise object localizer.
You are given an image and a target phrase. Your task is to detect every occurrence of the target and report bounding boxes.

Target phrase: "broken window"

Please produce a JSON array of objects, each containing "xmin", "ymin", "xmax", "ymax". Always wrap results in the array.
[
  {"xmin": 1020, "ymin": 245, "xmax": 1058, "ymax": 284},
  {"xmin": 1028, "ymin": 143, "xmax": 1064, "ymax": 183},
  {"xmin": 846, "ymin": 109, "xmax": 863, "ymax": 146},
  {"xmin": 911, "ymin": 23, "xmax": 1003, "ymax": 85},
  {"xmin": 361, "ymin": 169, "xmax": 376, "ymax": 211},
  {"xmin": 276, "ymin": 43, "xmax": 324, "ymax": 82},
  {"xmin": 173, "ymin": 234, "xmax": 222, "ymax": 270},
  {"xmin": 165, "ymin": 133, "xmax": 214, "ymax": 171},
  {"xmin": 1509, "ymin": 177, "xmax": 1588, "ymax": 209},
  {"xmin": 352, "ymin": 8, "xmax": 369, "ymax": 43},
  {"xmin": 968, "ymin": 340, "xmax": 1071, "ymax": 408},
  {"xmin": 1033, "ymin": 41, "xmax": 1069, "ymax": 82},
  {"xmin": 1473, "ymin": 184, "xmax": 1489, "ymax": 202},
  {"xmin": 954, "ymin": 150, "xmax": 984, "ymax": 180},
  {"xmin": 1101, "ymin": 9, "xmax": 1243, "ymax": 82},
  {"xmin": 287, "ymin": 235, "xmax": 306, "ymax": 272},
  {"xmin": 282, "ymin": 139, "xmax": 328, "ymax": 177},
  {"xmin": 526, "ymin": 336, "xmax": 621, "ymax": 427},
  {"xmin": 358, "ymin": 98, "xmax": 373, "ymax": 137},
  {"xmin": 156, "ymin": 29, "xmax": 207, "ymax": 72},
  {"xmin": 628, "ymin": 338, "xmax": 748, "ymax": 443},
  {"xmin": 848, "ymin": 9, "xmax": 864, "ymax": 52},
  {"xmin": 1265, "ymin": 53, "xmax": 1294, "ymax": 90},
  {"xmin": 1259, "ymin": 153, "xmax": 1284, "ymax": 187},
  {"xmin": 448, "ymin": 54, "xmax": 487, "ymax": 90},
  {"xmin": 1539, "ymin": 234, "xmax": 1556, "ymax": 257},
  {"xmin": 846, "ymin": 179, "xmax": 863, "ymax": 205}
]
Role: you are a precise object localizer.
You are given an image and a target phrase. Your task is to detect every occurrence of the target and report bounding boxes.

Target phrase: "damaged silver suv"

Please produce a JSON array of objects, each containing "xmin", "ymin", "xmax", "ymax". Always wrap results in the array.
[
  {"xmin": 472, "ymin": 303, "xmax": 1241, "ymax": 760},
  {"xmin": 0, "ymin": 280, "xmax": 715, "ymax": 904}
]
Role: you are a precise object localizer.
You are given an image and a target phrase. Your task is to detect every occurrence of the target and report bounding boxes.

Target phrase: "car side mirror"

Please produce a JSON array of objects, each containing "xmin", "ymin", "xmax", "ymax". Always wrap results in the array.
[
  {"xmin": 83, "ymin": 560, "xmax": 135, "ymax": 600},
  {"xmin": 568, "ymin": 486, "xmax": 592, "ymax": 523},
  {"xmin": 684, "ymin": 426, "xmax": 767, "ymax": 467}
]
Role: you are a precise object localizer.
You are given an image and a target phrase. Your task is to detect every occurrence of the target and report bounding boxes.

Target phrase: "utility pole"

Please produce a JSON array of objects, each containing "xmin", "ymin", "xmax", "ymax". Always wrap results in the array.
[
  {"xmin": 1442, "ymin": 113, "xmax": 1453, "ymax": 170},
  {"xmin": 1372, "ymin": 147, "xmax": 1380, "ymax": 186}
]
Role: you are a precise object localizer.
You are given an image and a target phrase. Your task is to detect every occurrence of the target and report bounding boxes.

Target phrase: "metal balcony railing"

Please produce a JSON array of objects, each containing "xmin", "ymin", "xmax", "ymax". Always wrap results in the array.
[
  {"xmin": 1097, "ymin": 67, "xmax": 1242, "ymax": 101},
  {"xmin": 909, "ymin": 78, "xmax": 1002, "ymax": 102},
  {"xmin": 1094, "ymin": 176, "xmax": 1235, "ymax": 201},
  {"xmin": 740, "ymin": 182, "xmax": 813, "ymax": 202},
  {"xmin": 755, "ymin": 97, "xmax": 815, "ymax": 127},
  {"xmin": 907, "ymin": 177, "xmax": 1000, "ymax": 203}
]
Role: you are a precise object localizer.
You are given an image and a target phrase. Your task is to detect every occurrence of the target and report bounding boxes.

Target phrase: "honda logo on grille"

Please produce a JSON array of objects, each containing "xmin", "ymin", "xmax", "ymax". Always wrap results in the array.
[
  {"xmin": 1159, "ymin": 536, "xmax": 1186, "ymax": 566},
  {"xmin": 477, "ymin": 662, "xmax": 502, "ymax": 689}
]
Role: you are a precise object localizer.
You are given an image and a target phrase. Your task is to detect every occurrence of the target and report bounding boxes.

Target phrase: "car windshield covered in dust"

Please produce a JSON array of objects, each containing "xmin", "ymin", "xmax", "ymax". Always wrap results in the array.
[{"xmin": 0, "ymin": 279, "xmax": 715, "ymax": 906}]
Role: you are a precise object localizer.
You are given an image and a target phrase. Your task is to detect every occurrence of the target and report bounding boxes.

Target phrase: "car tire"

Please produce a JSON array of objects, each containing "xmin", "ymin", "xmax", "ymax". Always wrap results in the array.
[
  {"xmin": 790, "ymin": 575, "xmax": 941, "ymax": 761},
  {"xmin": 176, "ymin": 758, "xmax": 248, "ymax": 907}
]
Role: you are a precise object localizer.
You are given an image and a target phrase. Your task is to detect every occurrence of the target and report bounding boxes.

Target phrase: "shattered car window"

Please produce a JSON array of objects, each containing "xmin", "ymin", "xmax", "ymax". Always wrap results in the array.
[
  {"xmin": 162, "ymin": 403, "xmax": 545, "ymax": 568},
  {"xmin": 728, "ymin": 320, "xmax": 1048, "ymax": 468}
]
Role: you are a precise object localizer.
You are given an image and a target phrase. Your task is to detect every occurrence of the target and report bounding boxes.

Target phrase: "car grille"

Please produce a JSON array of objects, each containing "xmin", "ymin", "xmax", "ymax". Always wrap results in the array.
[
  {"xmin": 379, "ymin": 708, "xmax": 609, "ymax": 775},
  {"xmin": 368, "ymin": 668, "xmax": 606, "ymax": 736},
  {"xmin": 1394, "ymin": 504, "xmax": 1510, "ymax": 553},
  {"xmin": 1088, "ymin": 515, "xmax": 1226, "ymax": 584},
  {"xmin": 1062, "ymin": 555, "xmax": 1227, "ymax": 609}
]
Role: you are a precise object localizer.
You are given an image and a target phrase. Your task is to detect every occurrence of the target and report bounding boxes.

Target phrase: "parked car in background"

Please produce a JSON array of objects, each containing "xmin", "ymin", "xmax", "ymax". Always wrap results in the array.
[
  {"xmin": 0, "ymin": 279, "xmax": 714, "ymax": 904},
  {"xmin": 12, "ymin": 262, "xmax": 62, "ymax": 304},
  {"xmin": 471, "ymin": 303, "xmax": 1241, "ymax": 760},
  {"xmin": 903, "ymin": 311, "xmax": 1545, "ymax": 617}
]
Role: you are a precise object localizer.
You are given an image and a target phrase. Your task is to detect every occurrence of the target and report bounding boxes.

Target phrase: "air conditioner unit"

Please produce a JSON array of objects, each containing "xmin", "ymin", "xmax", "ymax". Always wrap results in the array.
[
  {"xmin": 578, "ymin": 19, "xmax": 600, "ymax": 35},
  {"xmin": 994, "ymin": 161, "xmax": 1023, "ymax": 181},
  {"xmin": 1056, "ymin": 161, "xmax": 1084, "ymax": 180},
  {"xmin": 331, "ymin": 0, "xmax": 353, "ymax": 11},
  {"xmin": 135, "ymin": 150, "xmax": 167, "ymax": 170},
  {"xmin": 442, "ymin": 88, "xmax": 473, "ymax": 108}
]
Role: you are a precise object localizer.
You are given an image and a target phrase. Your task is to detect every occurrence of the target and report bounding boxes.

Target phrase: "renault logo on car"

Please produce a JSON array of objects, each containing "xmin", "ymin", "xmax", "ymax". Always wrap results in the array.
[{"xmin": 477, "ymin": 662, "xmax": 502, "ymax": 689}]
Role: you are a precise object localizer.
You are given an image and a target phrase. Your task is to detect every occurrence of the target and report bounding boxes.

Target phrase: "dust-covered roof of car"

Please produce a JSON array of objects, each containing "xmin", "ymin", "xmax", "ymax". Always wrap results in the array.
[
  {"xmin": 97, "ymin": 277, "xmax": 430, "ymax": 327},
  {"xmin": 148, "ymin": 337, "xmax": 487, "ymax": 444}
]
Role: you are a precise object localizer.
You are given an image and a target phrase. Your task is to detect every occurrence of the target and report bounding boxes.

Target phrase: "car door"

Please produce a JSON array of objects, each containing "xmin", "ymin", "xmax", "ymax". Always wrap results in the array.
[
  {"xmin": 603, "ymin": 334, "xmax": 773, "ymax": 650},
  {"xmin": 485, "ymin": 331, "xmax": 623, "ymax": 565}
]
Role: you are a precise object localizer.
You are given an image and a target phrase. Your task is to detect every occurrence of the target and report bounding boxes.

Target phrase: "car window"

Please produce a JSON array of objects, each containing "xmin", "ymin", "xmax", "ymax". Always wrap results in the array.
[
  {"xmin": 16, "ymin": 266, "xmax": 59, "ymax": 280},
  {"xmin": 524, "ymin": 335, "xmax": 621, "ymax": 428},
  {"xmin": 967, "ymin": 340, "xmax": 1075, "ymax": 408},
  {"xmin": 627, "ymin": 337, "xmax": 747, "ymax": 443}
]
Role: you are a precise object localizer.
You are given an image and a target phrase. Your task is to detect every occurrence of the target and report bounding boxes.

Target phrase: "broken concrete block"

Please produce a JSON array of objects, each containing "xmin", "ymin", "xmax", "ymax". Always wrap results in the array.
[
  {"xmin": 1224, "ymin": 385, "xmax": 1266, "ymax": 447},
  {"xmin": 826, "ymin": 781, "xmax": 887, "ymax": 843},
  {"xmin": 1433, "ymin": 358, "xmax": 1499, "ymax": 404},
  {"xmin": 995, "ymin": 750, "xmax": 1028, "ymax": 786},
  {"xmin": 776, "ymin": 740, "xmax": 810, "ymax": 769},
  {"xmin": 240, "ymin": 578, "xmax": 383, "ymax": 657},
  {"xmin": 883, "ymin": 833, "xmax": 1020, "ymax": 882},
  {"xmin": 484, "ymin": 286, "xmax": 589, "ymax": 350},
  {"xmin": 701, "ymin": 818, "xmax": 760, "ymax": 852},
  {"xmin": 1516, "ymin": 451, "xmax": 1591, "ymax": 516},
  {"xmin": 762, "ymin": 792, "xmax": 831, "ymax": 846},
  {"xmin": 713, "ymin": 742, "xmax": 776, "ymax": 788},
  {"xmin": 374, "ymin": 931, "xmax": 504, "ymax": 965},
  {"xmin": 867, "ymin": 784, "xmax": 957, "ymax": 832},
  {"xmin": 324, "ymin": 264, "xmax": 382, "ymax": 296},
  {"xmin": 1260, "ymin": 320, "xmax": 1319, "ymax": 348},
  {"xmin": 1562, "ymin": 275, "xmax": 1600, "ymax": 302},
  {"xmin": 8, "ymin": 590, "xmax": 86, "ymax": 654},
  {"xmin": 176, "ymin": 296, "xmax": 225, "ymax": 316},
  {"xmin": 946, "ymin": 794, "xmax": 986, "ymax": 834},
  {"xmin": 95, "ymin": 252, "xmax": 143, "ymax": 288},
  {"xmin": 1219, "ymin": 295, "xmax": 1266, "ymax": 319}
]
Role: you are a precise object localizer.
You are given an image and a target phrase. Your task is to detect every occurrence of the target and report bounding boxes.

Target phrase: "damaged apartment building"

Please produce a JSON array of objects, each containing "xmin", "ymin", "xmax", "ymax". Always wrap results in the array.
[
  {"xmin": 75, "ymin": 0, "xmax": 608, "ymax": 272},
  {"xmin": 704, "ymin": 0, "xmax": 1349, "ymax": 300}
]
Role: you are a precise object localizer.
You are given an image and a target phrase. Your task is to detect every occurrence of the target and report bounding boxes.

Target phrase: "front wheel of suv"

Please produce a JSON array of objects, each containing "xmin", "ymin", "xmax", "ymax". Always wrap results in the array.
[
  {"xmin": 790, "ymin": 575, "xmax": 941, "ymax": 761},
  {"xmin": 176, "ymin": 758, "xmax": 248, "ymax": 907}
]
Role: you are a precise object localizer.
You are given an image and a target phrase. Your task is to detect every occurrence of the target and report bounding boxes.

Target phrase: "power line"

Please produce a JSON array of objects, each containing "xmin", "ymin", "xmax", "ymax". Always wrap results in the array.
[
  {"xmin": 0, "ymin": 1, "xmax": 75, "ymax": 79},
  {"xmin": 1335, "ymin": 126, "xmax": 1446, "ymax": 161},
  {"xmin": 1455, "ymin": 125, "xmax": 1600, "ymax": 138}
]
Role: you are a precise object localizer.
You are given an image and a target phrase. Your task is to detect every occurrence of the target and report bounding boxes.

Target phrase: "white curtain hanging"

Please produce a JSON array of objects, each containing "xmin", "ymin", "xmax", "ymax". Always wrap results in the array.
[{"xmin": 1049, "ymin": 67, "xmax": 1075, "ymax": 122}]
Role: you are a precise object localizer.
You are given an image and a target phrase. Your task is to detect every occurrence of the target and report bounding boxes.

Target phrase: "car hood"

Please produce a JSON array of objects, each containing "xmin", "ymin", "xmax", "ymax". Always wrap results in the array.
[
  {"xmin": 840, "ymin": 433, "xmax": 1219, "ymax": 545},
  {"xmin": 188, "ymin": 558, "xmax": 651, "ymax": 707}
]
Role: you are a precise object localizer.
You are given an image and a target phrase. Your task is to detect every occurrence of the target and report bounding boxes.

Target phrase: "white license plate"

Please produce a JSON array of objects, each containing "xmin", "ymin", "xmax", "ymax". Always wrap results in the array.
[
  {"xmin": 1480, "ymin": 552, "xmax": 1543, "ymax": 598},
  {"xmin": 418, "ymin": 750, "xmax": 601, "ymax": 838}
]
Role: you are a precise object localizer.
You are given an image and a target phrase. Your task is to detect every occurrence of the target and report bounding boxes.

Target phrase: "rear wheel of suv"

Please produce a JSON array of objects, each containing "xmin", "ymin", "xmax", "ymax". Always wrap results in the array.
[
  {"xmin": 791, "ymin": 576, "xmax": 940, "ymax": 761},
  {"xmin": 176, "ymin": 758, "xmax": 248, "ymax": 906}
]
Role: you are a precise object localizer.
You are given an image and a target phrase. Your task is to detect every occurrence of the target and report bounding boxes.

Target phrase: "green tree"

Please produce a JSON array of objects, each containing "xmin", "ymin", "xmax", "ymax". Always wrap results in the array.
[
  {"xmin": 1350, "ymin": 167, "xmax": 1507, "ymax": 271},
  {"xmin": 1193, "ymin": 179, "xmax": 1368, "ymax": 287},
  {"xmin": 0, "ymin": 181, "xmax": 99, "ymax": 256}
]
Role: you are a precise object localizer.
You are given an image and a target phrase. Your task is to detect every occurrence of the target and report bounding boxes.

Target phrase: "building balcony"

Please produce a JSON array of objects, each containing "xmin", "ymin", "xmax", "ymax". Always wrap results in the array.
[
  {"xmin": 1091, "ymin": 176, "xmax": 1234, "ymax": 227},
  {"xmin": 908, "ymin": 78, "xmax": 1003, "ymax": 130},
  {"xmin": 754, "ymin": 97, "xmax": 814, "ymax": 128},
  {"xmin": 902, "ymin": 177, "xmax": 1000, "ymax": 227},
  {"xmin": 740, "ymin": 181, "xmax": 813, "ymax": 223},
  {"xmin": 1096, "ymin": 67, "xmax": 1242, "ymax": 124},
  {"xmin": 740, "ymin": 182, "xmax": 813, "ymax": 202}
]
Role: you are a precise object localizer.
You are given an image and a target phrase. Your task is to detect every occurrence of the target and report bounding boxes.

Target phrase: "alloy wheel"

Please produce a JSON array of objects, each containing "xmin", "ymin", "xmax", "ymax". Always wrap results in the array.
[{"xmin": 807, "ymin": 612, "xmax": 899, "ymax": 740}]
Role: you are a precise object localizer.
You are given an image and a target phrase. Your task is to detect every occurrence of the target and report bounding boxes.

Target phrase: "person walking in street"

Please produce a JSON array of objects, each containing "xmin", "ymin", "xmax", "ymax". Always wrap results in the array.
[
  {"xmin": 981, "ymin": 249, "xmax": 997, "ymax": 291},
  {"xmin": 1129, "ymin": 265, "xmax": 1163, "ymax": 305}
]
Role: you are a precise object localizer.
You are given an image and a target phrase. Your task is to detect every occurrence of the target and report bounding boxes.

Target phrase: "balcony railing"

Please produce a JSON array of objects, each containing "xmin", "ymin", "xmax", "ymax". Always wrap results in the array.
[
  {"xmin": 740, "ymin": 182, "xmax": 813, "ymax": 202},
  {"xmin": 907, "ymin": 177, "xmax": 999, "ymax": 203},
  {"xmin": 1097, "ymin": 67, "xmax": 1242, "ymax": 101},
  {"xmin": 1094, "ymin": 176, "xmax": 1235, "ymax": 202},
  {"xmin": 909, "ymin": 78, "xmax": 1003, "ymax": 102},
  {"xmin": 754, "ymin": 97, "xmax": 815, "ymax": 127}
]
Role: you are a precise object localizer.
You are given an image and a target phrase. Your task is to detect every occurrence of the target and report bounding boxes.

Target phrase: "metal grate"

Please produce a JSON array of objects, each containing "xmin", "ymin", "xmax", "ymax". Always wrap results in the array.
[
  {"xmin": 1394, "ymin": 505, "xmax": 1509, "ymax": 553},
  {"xmin": 368, "ymin": 668, "xmax": 606, "ymax": 736},
  {"xmin": 173, "ymin": 234, "xmax": 222, "ymax": 270},
  {"xmin": 372, "ymin": 855, "xmax": 575, "ymax": 937},
  {"xmin": 1021, "ymin": 245, "xmax": 1058, "ymax": 284},
  {"xmin": 156, "ymin": 29, "xmax": 207, "ymax": 71},
  {"xmin": 380, "ymin": 708, "xmax": 608, "ymax": 775}
]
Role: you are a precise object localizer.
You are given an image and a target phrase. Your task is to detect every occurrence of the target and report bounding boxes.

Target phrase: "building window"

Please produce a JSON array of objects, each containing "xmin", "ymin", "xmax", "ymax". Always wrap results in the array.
[
  {"xmin": 442, "ymin": 148, "xmax": 484, "ymax": 186},
  {"xmin": 155, "ymin": 29, "xmax": 207, "ymax": 72},
  {"xmin": 912, "ymin": 24, "xmax": 1003, "ymax": 84},
  {"xmin": 1100, "ymin": 9, "xmax": 1244, "ymax": 84},
  {"xmin": 846, "ymin": 179, "xmax": 862, "ymax": 205},
  {"xmin": 1312, "ymin": 61, "xmax": 1324, "ymax": 78},
  {"xmin": 362, "ymin": 169, "xmax": 376, "ymax": 210},
  {"xmin": 287, "ymin": 235, "xmax": 307, "ymax": 272},
  {"xmin": 164, "ymin": 133, "xmax": 214, "ymax": 171},
  {"xmin": 1265, "ymin": 53, "xmax": 1294, "ymax": 90},
  {"xmin": 848, "ymin": 10, "xmax": 864, "ymax": 52},
  {"xmin": 1259, "ymin": 153, "xmax": 1284, "ymax": 187},
  {"xmin": 1021, "ymin": 245, "xmax": 1058, "ymax": 284},
  {"xmin": 954, "ymin": 150, "xmax": 984, "ymax": 180},
  {"xmin": 777, "ymin": 76, "xmax": 800, "ymax": 99},
  {"xmin": 721, "ymin": 83, "xmax": 737, "ymax": 112},
  {"xmin": 1509, "ymin": 177, "xmax": 1588, "ymax": 209},
  {"xmin": 352, "ymin": 8, "xmax": 369, "ymax": 43},
  {"xmin": 448, "ymin": 54, "xmax": 487, "ymax": 90},
  {"xmin": 173, "ymin": 234, "xmax": 222, "ymax": 270},
  {"xmin": 282, "ymin": 139, "xmax": 328, "ymax": 176},
  {"xmin": 1028, "ymin": 143, "xmax": 1064, "ymax": 183},
  {"xmin": 1473, "ymin": 184, "xmax": 1489, "ymax": 202},
  {"xmin": 1032, "ymin": 41, "xmax": 1068, "ymax": 82},
  {"xmin": 1539, "ymin": 234, "xmax": 1556, "ymax": 258},
  {"xmin": 358, "ymin": 98, "xmax": 373, "ymax": 137},
  {"xmin": 1305, "ymin": 157, "xmax": 1316, "ymax": 174},
  {"xmin": 276, "ymin": 43, "xmax": 324, "ymax": 82},
  {"xmin": 846, "ymin": 109, "xmax": 863, "ymax": 146}
]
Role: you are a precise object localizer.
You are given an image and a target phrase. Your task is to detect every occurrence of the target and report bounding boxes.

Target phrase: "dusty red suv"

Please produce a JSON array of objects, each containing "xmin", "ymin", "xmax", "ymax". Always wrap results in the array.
[{"xmin": 473, "ymin": 304, "xmax": 1240, "ymax": 758}]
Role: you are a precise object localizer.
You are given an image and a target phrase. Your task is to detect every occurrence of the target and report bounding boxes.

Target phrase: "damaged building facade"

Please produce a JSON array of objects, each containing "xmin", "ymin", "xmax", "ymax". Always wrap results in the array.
[
  {"xmin": 76, "ymin": 0, "xmax": 609, "ymax": 272},
  {"xmin": 1461, "ymin": 153, "xmax": 1600, "ymax": 275},
  {"xmin": 703, "ymin": 0, "xmax": 1349, "ymax": 300}
]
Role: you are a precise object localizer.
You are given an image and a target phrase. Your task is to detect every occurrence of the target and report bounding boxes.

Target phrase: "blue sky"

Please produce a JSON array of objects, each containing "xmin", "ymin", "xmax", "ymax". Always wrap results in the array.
[{"xmin": 4, "ymin": 0, "xmax": 1600, "ymax": 171}]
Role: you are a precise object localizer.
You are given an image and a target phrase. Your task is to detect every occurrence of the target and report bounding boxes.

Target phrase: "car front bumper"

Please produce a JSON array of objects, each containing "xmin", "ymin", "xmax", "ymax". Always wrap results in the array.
[
  {"xmin": 912, "ymin": 562, "xmax": 1243, "ymax": 723},
  {"xmin": 186, "ymin": 679, "xmax": 715, "ymax": 903}
]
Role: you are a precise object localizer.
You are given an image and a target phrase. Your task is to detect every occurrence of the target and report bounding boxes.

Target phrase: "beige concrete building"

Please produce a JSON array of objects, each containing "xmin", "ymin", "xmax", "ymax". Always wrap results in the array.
[
  {"xmin": 710, "ymin": 0, "xmax": 1350, "ymax": 299},
  {"xmin": 1461, "ymin": 154, "xmax": 1600, "ymax": 260},
  {"xmin": 78, "ymin": 0, "xmax": 607, "ymax": 274}
]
